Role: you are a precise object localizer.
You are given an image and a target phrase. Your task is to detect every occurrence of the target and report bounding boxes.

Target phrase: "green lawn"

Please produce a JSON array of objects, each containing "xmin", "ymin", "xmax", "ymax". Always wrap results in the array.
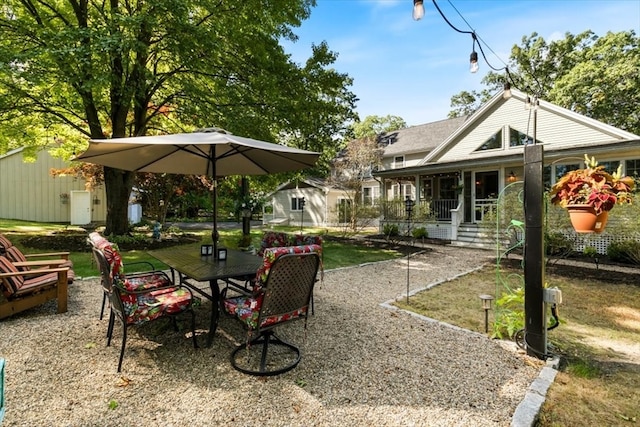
[{"xmin": 0, "ymin": 220, "xmax": 401, "ymax": 277}]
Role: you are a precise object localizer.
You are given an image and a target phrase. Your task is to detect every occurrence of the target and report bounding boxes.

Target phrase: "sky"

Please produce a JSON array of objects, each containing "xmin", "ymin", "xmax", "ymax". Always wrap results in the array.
[{"xmin": 281, "ymin": 0, "xmax": 640, "ymax": 127}]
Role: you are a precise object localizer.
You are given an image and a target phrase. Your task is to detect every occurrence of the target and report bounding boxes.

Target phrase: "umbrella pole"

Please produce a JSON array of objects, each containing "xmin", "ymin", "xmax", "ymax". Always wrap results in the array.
[{"xmin": 212, "ymin": 162, "xmax": 218, "ymax": 258}]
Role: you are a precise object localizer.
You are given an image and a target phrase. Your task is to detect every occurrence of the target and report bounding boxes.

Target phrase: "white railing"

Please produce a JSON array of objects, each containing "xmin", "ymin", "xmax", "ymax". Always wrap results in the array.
[
  {"xmin": 474, "ymin": 198, "xmax": 498, "ymax": 221},
  {"xmin": 450, "ymin": 199, "xmax": 464, "ymax": 240}
]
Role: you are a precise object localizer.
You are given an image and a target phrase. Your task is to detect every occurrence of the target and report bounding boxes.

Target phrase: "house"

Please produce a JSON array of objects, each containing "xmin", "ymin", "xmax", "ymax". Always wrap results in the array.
[
  {"xmin": 0, "ymin": 147, "xmax": 107, "ymax": 224},
  {"xmin": 371, "ymin": 88, "xmax": 640, "ymax": 245},
  {"xmin": 262, "ymin": 177, "xmax": 352, "ymax": 227}
]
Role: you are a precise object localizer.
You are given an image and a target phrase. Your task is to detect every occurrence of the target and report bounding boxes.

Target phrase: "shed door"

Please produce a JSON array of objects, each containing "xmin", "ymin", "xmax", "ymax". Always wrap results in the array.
[{"xmin": 70, "ymin": 190, "xmax": 91, "ymax": 225}]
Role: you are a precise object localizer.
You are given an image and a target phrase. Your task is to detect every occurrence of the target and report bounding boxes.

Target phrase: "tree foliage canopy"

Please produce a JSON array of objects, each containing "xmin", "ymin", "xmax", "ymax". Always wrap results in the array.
[
  {"xmin": 449, "ymin": 30, "xmax": 640, "ymax": 134},
  {"xmin": 0, "ymin": 0, "xmax": 357, "ymax": 234}
]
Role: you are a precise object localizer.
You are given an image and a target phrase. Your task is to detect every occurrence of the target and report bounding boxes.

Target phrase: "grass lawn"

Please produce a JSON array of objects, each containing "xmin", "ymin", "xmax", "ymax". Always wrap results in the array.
[
  {"xmin": 0, "ymin": 220, "xmax": 402, "ymax": 278},
  {"xmin": 395, "ymin": 263, "xmax": 640, "ymax": 427}
]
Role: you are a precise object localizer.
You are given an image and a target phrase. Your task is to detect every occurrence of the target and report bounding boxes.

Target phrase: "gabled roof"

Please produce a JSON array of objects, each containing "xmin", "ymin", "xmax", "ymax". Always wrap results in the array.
[
  {"xmin": 424, "ymin": 88, "xmax": 639, "ymax": 163},
  {"xmin": 268, "ymin": 177, "xmax": 334, "ymax": 197},
  {"xmin": 374, "ymin": 88, "xmax": 640, "ymax": 177},
  {"xmin": 378, "ymin": 116, "xmax": 468, "ymax": 157}
]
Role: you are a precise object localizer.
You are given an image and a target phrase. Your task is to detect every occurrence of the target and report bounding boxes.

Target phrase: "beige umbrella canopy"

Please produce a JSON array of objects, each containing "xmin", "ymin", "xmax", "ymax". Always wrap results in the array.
[{"xmin": 76, "ymin": 129, "xmax": 320, "ymax": 254}]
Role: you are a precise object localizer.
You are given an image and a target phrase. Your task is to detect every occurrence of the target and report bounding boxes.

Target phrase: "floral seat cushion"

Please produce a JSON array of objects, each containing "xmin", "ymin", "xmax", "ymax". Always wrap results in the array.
[
  {"xmin": 223, "ymin": 244, "xmax": 321, "ymax": 330},
  {"xmin": 97, "ymin": 239, "xmax": 172, "ymax": 292},
  {"xmin": 119, "ymin": 286, "xmax": 200, "ymax": 325},
  {"xmin": 223, "ymin": 296, "xmax": 307, "ymax": 330}
]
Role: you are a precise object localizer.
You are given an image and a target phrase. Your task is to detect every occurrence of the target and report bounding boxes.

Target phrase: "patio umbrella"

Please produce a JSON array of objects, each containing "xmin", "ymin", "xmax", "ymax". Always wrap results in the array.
[{"xmin": 76, "ymin": 129, "xmax": 320, "ymax": 256}]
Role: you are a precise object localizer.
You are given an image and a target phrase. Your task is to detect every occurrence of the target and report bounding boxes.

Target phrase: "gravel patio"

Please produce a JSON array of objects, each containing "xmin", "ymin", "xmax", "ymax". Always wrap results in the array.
[{"xmin": 0, "ymin": 245, "xmax": 542, "ymax": 426}]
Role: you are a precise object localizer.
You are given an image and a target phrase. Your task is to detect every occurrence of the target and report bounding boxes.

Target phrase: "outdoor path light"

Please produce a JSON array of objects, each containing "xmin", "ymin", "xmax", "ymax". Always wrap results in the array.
[{"xmin": 479, "ymin": 294, "xmax": 494, "ymax": 333}]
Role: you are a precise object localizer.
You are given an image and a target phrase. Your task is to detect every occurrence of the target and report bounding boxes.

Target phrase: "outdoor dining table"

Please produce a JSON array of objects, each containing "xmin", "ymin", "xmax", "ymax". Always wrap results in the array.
[{"xmin": 148, "ymin": 248, "xmax": 262, "ymax": 347}]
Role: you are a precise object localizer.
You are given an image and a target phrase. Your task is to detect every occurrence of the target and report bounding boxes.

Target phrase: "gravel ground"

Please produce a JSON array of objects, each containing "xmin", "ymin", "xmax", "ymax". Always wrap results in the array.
[{"xmin": 0, "ymin": 245, "xmax": 542, "ymax": 426}]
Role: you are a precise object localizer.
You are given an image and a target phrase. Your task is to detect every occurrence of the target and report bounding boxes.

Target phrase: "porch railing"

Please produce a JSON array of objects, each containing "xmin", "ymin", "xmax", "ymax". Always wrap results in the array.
[
  {"xmin": 382, "ymin": 199, "xmax": 458, "ymax": 221},
  {"xmin": 474, "ymin": 198, "xmax": 498, "ymax": 221}
]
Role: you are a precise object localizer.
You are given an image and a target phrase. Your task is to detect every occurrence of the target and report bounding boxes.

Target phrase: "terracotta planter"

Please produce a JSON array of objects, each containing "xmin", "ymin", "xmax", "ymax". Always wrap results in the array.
[
  {"xmin": 594, "ymin": 211, "xmax": 609, "ymax": 234},
  {"xmin": 566, "ymin": 204, "xmax": 598, "ymax": 233}
]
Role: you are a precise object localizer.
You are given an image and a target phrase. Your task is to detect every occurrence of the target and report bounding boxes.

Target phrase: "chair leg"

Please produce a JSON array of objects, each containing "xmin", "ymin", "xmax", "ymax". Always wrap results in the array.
[
  {"xmin": 117, "ymin": 323, "xmax": 128, "ymax": 373},
  {"xmin": 100, "ymin": 292, "xmax": 106, "ymax": 320},
  {"xmin": 106, "ymin": 311, "xmax": 115, "ymax": 342},
  {"xmin": 310, "ymin": 292, "xmax": 314, "ymax": 315},
  {"xmin": 190, "ymin": 310, "xmax": 198, "ymax": 349}
]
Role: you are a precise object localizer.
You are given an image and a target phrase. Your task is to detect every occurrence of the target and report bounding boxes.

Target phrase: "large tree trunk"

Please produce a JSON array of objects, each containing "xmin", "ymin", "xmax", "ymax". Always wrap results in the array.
[{"xmin": 104, "ymin": 167, "xmax": 135, "ymax": 236}]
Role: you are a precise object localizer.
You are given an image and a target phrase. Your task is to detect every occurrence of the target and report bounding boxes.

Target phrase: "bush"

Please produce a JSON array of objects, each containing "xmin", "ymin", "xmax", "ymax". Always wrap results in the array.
[
  {"xmin": 383, "ymin": 223, "xmax": 399, "ymax": 237},
  {"xmin": 607, "ymin": 240, "xmax": 640, "ymax": 265},
  {"xmin": 545, "ymin": 231, "xmax": 573, "ymax": 256},
  {"xmin": 412, "ymin": 227, "xmax": 428, "ymax": 239}
]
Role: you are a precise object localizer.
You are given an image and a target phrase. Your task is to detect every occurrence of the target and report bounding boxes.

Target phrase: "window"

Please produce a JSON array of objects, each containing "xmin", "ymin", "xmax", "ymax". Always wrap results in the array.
[
  {"xmin": 475, "ymin": 129, "xmax": 502, "ymax": 151},
  {"xmin": 393, "ymin": 156, "xmax": 405, "ymax": 168},
  {"xmin": 626, "ymin": 159, "xmax": 640, "ymax": 177},
  {"xmin": 337, "ymin": 198, "xmax": 352, "ymax": 223},
  {"xmin": 421, "ymin": 178, "xmax": 433, "ymax": 199},
  {"xmin": 509, "ymin": 128, "xmax": 537, "ymax": 146},
  {"xmin": 363, "ymin": 186, "xmax": 379, "ymax": 205},
  {"xmin": 554, "ymin": 164, "xmax": 580, "ymax": 182},
  {"xmin": 291, "ymin": 197, "xmax": 305, "ymax": 211},
  {"xmin": 599, "ymin": 160, "xmax": 620, "ymax": 174},
  {"xmin": 439, "ymin": 177, "xmax": 456, "ymax": 199}
]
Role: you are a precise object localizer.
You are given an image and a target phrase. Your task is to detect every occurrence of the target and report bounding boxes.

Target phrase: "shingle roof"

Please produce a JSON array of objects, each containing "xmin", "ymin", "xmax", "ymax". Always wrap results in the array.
[{"xmin": 378, "ymin": 116, "xmax": 468, "ymax": 157}]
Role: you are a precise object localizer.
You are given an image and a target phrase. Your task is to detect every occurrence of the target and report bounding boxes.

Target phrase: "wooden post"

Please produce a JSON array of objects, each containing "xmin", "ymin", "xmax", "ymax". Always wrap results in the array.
[{"xmin": 524, "ymin": 144, "xmax": 546, "ymax": 358}]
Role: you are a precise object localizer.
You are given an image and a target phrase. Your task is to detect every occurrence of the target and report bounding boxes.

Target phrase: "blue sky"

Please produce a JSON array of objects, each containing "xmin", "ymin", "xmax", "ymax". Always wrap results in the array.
[{"xmin": 282, "ymin": 0, "xmax": 640, "ymax": 126}]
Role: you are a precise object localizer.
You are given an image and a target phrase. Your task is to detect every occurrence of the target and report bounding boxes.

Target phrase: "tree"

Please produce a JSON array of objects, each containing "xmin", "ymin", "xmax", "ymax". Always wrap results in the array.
[
  {"xmin": 330, "ymin": 136, "xmax": 384, "ymax": 233},
  {"xmin": 448, "ymin": 30, "xmax": 640, "ymax": 134},
  {"xmin": 350, "ymin": 115, "xmax": 407, "ymax": 139},
  {"xmin": 0, "ymin": 1, "xmax": 356, "ymax": 235},
  {"xmin": 448, "ymin": 90, "xmax": 491, "ymax": 118}
]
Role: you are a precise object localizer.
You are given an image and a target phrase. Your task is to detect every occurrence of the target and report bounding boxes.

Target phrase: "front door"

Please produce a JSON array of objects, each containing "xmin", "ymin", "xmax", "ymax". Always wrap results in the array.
[
  {"xmin": 473, "ymin": 171, "xmax": 499, "ymax": 222},
  {"xmin": 70, "ymin": 190, "xmax": 92, "ymax": 225}
]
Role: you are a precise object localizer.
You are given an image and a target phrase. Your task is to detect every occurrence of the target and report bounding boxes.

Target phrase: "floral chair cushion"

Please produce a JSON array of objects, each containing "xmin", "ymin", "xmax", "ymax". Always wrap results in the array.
[
  {"xmin": 119, "ymin": 286, "xmax": 198, "ymax": 325},
  {"xmin": 254, "ymin": 244, "xmax": 322, "ymax": 288},
  {"xmin": 257, "ymin": 232, "xmax": 290, "ymax": 256},
  {"xmin": 223, "ymin": 295, "xmax": 307, "ymax": 330},
  {"xmin": 223, "ymin": 244, "xmax": 321, "ymax": 330},
  {"xmin": 291, "ymin": 234, "xmax": 323, "ymax": 247},
  {"xmin": 257, "ymin": 232, "xmax": 323, "ymax": 257},
  {"xmin": 94, "ymin": 235, "xmax": 173, "ymax": 292}
]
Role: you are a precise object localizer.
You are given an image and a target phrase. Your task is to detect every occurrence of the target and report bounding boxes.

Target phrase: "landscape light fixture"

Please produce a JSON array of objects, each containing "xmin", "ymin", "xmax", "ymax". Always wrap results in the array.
[
  {"xmin": 412, "ymin": 0, "xmax": 425, "ymax": 20},
  {"xmin": 479, "ymin": 294, "xmax": 495, "ymax": 333}
]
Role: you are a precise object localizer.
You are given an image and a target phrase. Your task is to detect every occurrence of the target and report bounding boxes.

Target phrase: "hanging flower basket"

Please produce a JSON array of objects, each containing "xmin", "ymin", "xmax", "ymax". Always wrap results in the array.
[
  {"xmin": 550, "ymin": 155, "xmax": 635, "ymax": 234},
  {"xmin": 594, "ymin": 210, "xmax": 608, "ymax": 234},
  {"xmin": 566, "ymin": 204, "xmax": 596, "ymax": 233}
]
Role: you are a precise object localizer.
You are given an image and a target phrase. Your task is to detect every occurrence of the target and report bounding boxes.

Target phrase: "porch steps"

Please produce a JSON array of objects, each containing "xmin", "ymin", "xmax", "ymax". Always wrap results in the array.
[{"xmin": 450, "ymin": 223, "xmax": 497, "ymax": 250}]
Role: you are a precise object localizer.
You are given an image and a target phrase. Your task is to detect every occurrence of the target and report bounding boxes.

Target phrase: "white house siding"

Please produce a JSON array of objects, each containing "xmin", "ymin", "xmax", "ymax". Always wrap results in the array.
[
  {"xmin": 270, "ymin": 187, "xmax": 326, "ymax": 227},
  {"xmin": 435, "ymin": 96, "xmax": 636, "ymax": 164},
  {"xmin": 382, "ymin": 151, "xmax": 424, "ymax": 170},
  {"xmin": 0, "ymin": 149, "xmax": 106, "ymax": 223}
]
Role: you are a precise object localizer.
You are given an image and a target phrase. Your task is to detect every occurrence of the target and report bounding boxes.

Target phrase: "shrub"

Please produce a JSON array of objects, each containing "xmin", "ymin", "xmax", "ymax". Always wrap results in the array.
[
  {"xmin": 494, "ymin": 287, "xmax": 524, "ymax": 339},
  {"xmin": 545, "ymin": 231, "xmax": 573, "ymax": 256},
  {"xmin": 383, "ymin": 223, "xmax": 399, "ymax": 236},
  {"xmin": 583, "ymin": 246, "xmax": 598, "ymax": 258},
  {"xmin": 607, "ymin": 240, "xmax": 640, "ymax": 265},
  {"xmin": 412, "ymin": 227, "xmax": 428, "ymax": 239}
]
